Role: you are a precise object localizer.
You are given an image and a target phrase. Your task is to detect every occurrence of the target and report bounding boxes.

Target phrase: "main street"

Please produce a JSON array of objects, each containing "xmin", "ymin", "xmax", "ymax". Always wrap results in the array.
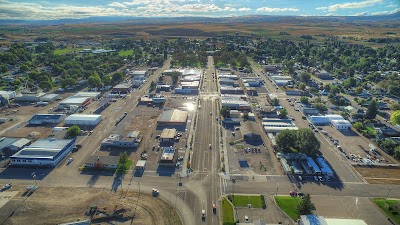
[{"xmin": 186, "ymin": 56, "xmax": 221, "ymax": 225}]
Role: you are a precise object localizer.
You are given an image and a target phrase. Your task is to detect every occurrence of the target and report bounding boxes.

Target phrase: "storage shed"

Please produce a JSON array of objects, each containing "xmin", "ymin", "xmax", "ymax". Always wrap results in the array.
[{"xmin": 65, "ymin": 114, "xmax": 102, "ymax": 126}]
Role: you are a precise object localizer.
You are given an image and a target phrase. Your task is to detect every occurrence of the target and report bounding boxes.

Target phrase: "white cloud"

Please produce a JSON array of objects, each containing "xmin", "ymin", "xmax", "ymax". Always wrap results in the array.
[
  {"xmin": 108, "ymin": 2, "xmax": 127, "ymax": 8},
  {"xmin": 238, "ymin": 7, "xmax": 251, "ymax": 11},
  {"xmin": 316, "ymin": 0, "xmax": 383, "ymax": 12},
  {"xmin": 256, "ymin": 7, "xmax": 299, "ymax": 12},
  {"xmin": 371, "ymin": 8, "xmax": 400, "ymax": 15},
  {"xmin": 385, "ymin": 4, "xmax": 398, "ymax": 8},
  {"xmin": 354, "ymin": 11, "xmax": 368, "ymax": 16},
  {"xmin": 223, "ymin": 6, "xmax": 237, "ymax": 11}
]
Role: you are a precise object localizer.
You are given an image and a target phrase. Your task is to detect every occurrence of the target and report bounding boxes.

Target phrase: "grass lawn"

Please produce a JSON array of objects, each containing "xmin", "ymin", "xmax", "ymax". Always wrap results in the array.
[
  {"xmin": 274, "ymin": 196, "xmax": 301, "ymax": 220},
  {"xmin": 116, "ymin": 159, "xmax": 133, "ymax": 173},
  {"xmin": 372, "ymin": 198, "xmax": 400, "ymax": 224},
  {"xmin": 222, "ymin": 197, "xmax": 235, "ymax": 225},
  {"xmin": 118, "ymin": 49, "xmax": 134, "ymax": 56},
  {"xmin": 54, "ymin": 47, "xmax": 82, "ymax": 55},
  {"xmin": 230, "ymin": 195, "xmax": 264, "ymax": 208}
]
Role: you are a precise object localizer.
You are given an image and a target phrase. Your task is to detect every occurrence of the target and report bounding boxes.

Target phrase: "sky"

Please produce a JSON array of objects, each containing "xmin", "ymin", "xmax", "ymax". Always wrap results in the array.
[{"xmin": 0, "ymin": 0, "xmax": 399, "ymax": 20}]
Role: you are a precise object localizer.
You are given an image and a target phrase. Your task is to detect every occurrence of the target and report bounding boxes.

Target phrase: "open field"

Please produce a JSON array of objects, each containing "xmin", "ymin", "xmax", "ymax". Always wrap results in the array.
[
  {"xmin": 0, "ymin": 186, "xmax": 182, "ymax": 225},
  {"xmin": 1, "ymin": 20, "xmax": 400, "ymax": 46},
  {"xmin": 229, "ymin": 195, "xmax": 264, "ymax": 208},
  {"xmin": 355, "ymin": 165, "xmax": 400, "ymax": 185}
]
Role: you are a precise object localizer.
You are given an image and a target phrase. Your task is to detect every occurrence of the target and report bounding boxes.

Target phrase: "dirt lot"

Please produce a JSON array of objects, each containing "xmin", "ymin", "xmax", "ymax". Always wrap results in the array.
[
  {"xmin": 0, "ymin": 186, "xmax": 182, "ymax": 225},
  {"xmin": 354, "ymin": 165, "xmax": 400, "ymax": 185},
  {"xmin": 322, "ymin": 125, "xmax": 394, "ymax": 164},
  {"xmin": 227, "ymin": 121, "xmax": 279, "ymax": 175}
]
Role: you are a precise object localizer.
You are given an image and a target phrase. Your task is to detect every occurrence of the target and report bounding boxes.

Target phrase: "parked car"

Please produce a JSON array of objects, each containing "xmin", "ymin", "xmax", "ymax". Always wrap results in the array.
[
  {"xmin": 67, "ymin": 157, "xmax": 74, "ymax": 165},
  {"xmin": 202, "ymin": 209, "xmax": 206, "ymax": 220},
  {"xmin": 318, "ymin": 176, "xmax": 323, "ymax": 181},
  {"xmin": 1, "ymin": 183, "xmax": 12, "ymax": 192},
  {"xmin": 244, "ymin": 215, "xmax": 249, "ymax": 223},
  {"xmin": 212, "ymin": 203, "xmax": 217, "ymax": 214},
  {"xmin": 314, "ymin": 176, "xmax": 318, "ymax": 181}
]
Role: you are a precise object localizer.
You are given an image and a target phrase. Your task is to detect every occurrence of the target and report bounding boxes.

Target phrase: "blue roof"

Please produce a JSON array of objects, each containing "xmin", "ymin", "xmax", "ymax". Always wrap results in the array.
[{"xmin": 0, "ymin": 137, "xmax": 18, "ymax": 150}]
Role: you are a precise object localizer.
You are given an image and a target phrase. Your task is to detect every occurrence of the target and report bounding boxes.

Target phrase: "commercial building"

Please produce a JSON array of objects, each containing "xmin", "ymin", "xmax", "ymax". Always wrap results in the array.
[
  {"xmin": 221, "ymin": 99, "xmax": 250, "ymax": 110},
  {"xmin": 15, "ymin": 92, "xmax": 46, "ymax": 102},
  {"xmin": 331, "ymin": 119, "xmax": 352, "ymax": 130},
  {"xmin": 101, "ymin": 131, "xmax": 141, "ymax": 148},
  {"xmin": 65, "ymin": 114, "xmax": 102, "ymax": 126},
  {"xmin": 160, "ymin": 128, "xmax": 177, "ymax": 143},
  {"xmin": 181, "ymin": 81, "xmax": 200, "ymax": 89},
  {"xmin": 316, "ymin": 157, "xmax": 334, "ymax": 177},
  {"xmin": 309, "ymin": 115, "xmax": 345, "ymax": 126},
  {"xmin": 58, "ymin": 97, "xmax": 92, "ymax": 109},
  {"xmin": 130, "ymin": 70, "xmax": 148, "ymax": 78},
  {"xmin": 29, "ymin": 114, "xmax": 66, "ymax": 125},
  {"xmin": 0, "ymin": 137, "xmax": 18, "ymax": 154},
  {"xmin": 112, "ymin": 83, "xmax": 132, "ymax": 94},
  {"xmin": 285, "ymin": 89, "xmax": 309, "ymax": 96},
  {"xmin": 159, "ymin": 147, "xmax": 177, "ymax": 166},
  {"xmin": 84, "ymin": 156, "xmax": 119, "ymax": 169},
  {"xmin": 220, "ymin": 86, "xmax": 244, "ymax": 94},
  {"xmin": 10, "ymin": 138, "xmax": 75, "ymax": 166},
  {"xmin": 262, "ymin": 118, "xmax": 298, "ymax": 133},
  {"xmin": 218, "ymin": 74, "xmax": 238, "ymax": 80},
  {"xmin": 73, "ymin": 92, "xmax": 102, "ymax": 99},
  {"xmin": 299, "ymin": 215, "xmax": 367, "ymax": 225},
  {"xmin": 157, "ymin": 109, "xmax": 188, "ymax": 126}
]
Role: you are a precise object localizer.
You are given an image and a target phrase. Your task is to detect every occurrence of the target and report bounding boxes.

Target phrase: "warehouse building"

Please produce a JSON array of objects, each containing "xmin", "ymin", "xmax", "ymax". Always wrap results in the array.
[
  {"xmin": 29, "ymin": 114, "xmax": 66, "ymax": 125},
  {"xmin": 40, "ymin": 93, "xmax": 60, "ymax": 102},
  {"xmin": 309, "ymin": 115, "xmax": 345, "ymax": 126},
  {"xmin": 10, "ymin": 138, "xmax": 75, "ymax": 167},
  {"xmin": 65, "ymin": 114, "xmax": 102, "ymax": 126},
  {"xmin": 331, "ymin": 119, "xmax": 352, "ymax": 130},
  {"xmin": 160, "ymin": 128, "xmax": 177, "ymax": 143},
  {"xmin": 58, "ymin": 97, "xmax": 92, "ymax": 109},
  {"xmin": 8, "ymin": 138, "xmax": 31, "ymax": 151},
  {"xmin": 112, "ymin": 83, "xmax": 132, "ymax": 94},
  {"xmin": 0, "ymin": 137, "xmax": 18, "ymax": 154},
  {"xmin": 15, "ymin": 92, "xmax": 46, "ymax": 102},
  {"xmin": 157, "ymin": 109, "xmax": 188, "ymax": 126},
  {"xmin": 74, "ymin": 92, "xmax": 102, "ymax": 100}
]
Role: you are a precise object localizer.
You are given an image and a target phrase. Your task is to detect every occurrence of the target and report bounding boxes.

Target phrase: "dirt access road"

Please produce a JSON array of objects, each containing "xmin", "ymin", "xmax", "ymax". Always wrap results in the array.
[{"xmin": 0, "ymin": 186, "xmax": 182, "ymax": 225}]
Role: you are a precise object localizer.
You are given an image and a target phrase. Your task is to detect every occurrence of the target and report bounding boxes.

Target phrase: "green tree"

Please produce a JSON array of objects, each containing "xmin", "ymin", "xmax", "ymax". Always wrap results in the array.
[
  {"xmin": 20, "ymin": 64, "xmax": 30, "ymax": 73},
  {"xmin": 297, "ymin": 128, "xmax": 320, "ymax": 155},
  {"xmin": 394, "ymin": 146, "xmax": 400, "ymax": 160},
  {"xmin": 88, "ymin": 74, "xmax": 102, "ymax": 87},
  {"xmin": 220, "ymin": 106, "xmax": 230, "ymax": 118},
  {"xmin": 150, "ymin": 81, "xmax": 156, "ymax": 90},
  {"xmin": 298, "ymin": 83, "xmax": 306, "ymax": 91},
  {"xmin": 297, "ymin": 193, "xmax": 315, "ymax": 216},
  {"xmin": 276, "ymin": 129, "xmax": 297, "ymax": 152},
  {"xmin": 112, "ymin": 72, "xmax": 124, "ymax": 82},
  {"xmin": 391, "ymin": 110, "xmax": 400, "ymax": 125},
  {"xmin": 0, "ymin": 64, "xmax": 7, "ymax": 73},
  {"xmin": 355, "ymin": 86, "xmax": 363, "ymax": 94},
  {"xmin": 366, "ymin": 100, "xmax": 378, "ymax": 119},
  {"xmin": 378, "ymin": 138, "xmax": 397, "ymax": 155},
  {"xmin": 353, "ymin": 122, "xmax": 364, "ymax": 131},
  {"xmin": 39, "ymin": 80, "xmax": 53, "ymax": 91},
  {"xmin": 272, "ymin": 98, "xmax": 280, "ymax": 106},
  {"xmin": 299, "ymin": 72, "xmax": 311, "ymax": 83},
  {"xmin": 300, "ymin": 96, "xmax": 309, "ymax": 105},
  {"xmin": 102, "ymin": 75, "xmax": 112, "ymax": 86},
  {"xmin": 279, "ymin": 108, "xmax": 288, "ymax": 119},
  {"xmin": 171, "ymin": 72, "xmax": 179, "ymax": 84},
  {"xmin": 119, "ymin": 152, "xmax": 128, "ymax": 164},
  {"xmin": 67, "ymin": 125, "xmax": 81, "ymax": 137}
]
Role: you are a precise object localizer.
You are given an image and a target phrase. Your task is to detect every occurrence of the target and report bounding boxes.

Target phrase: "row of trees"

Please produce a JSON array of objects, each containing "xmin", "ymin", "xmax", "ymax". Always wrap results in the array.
[{"xmin": 276, "ymin": 128, "xmax": 321, "ymax": 155}]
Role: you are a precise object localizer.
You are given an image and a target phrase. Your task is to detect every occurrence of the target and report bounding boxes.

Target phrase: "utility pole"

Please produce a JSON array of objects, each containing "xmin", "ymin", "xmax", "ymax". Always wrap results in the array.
[
  {"xmin": 276, "ymin": 183, "xmax": 279, "ymax": 196},
  {"xmin": 232, "ymin": 179, "xmax": 238, "ymax": 222}
]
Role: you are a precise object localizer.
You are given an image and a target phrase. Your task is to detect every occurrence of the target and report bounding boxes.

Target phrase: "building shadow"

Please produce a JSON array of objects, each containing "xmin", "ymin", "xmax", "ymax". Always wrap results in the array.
[
  {"xmin": 0, "ymin": 166, "xmax": 52, "ymax": 180},
  {"xmin": 111, "ymin": 173, "xmax": 125, "ymax": 192},
  {"xmin": 339, "ymin": 129, "xmax": 359, "ymax": 137},
  {"xmin": 156, "ymin": 165, "xmax": 176, "ymax": 177}
]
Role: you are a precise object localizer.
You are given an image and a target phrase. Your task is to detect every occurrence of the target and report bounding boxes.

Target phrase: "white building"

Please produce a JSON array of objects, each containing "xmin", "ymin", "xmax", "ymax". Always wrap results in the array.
[
  {"xmin": 10, "ymin": 139, "xmax": 75, "ymax": 166},
  {"xmin": 331, "ymin": 119, "xmax": 352, "ymax": 130},
  {"xmin": 65, "ymin": 114, "xmax": 102, "ymax": 126}
]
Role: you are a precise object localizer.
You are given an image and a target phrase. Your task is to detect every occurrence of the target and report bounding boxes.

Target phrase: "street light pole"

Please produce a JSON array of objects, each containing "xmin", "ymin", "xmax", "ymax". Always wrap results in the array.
[{"xmin": 276, "ymin": 183, "xmax": 279, "ymax": 196}]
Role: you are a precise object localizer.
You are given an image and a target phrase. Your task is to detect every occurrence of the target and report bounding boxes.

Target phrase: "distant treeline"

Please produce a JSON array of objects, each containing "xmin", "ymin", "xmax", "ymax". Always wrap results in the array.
[{"xmin": 367, "ymin": 38, "xmax": 400, "ymax": 43}]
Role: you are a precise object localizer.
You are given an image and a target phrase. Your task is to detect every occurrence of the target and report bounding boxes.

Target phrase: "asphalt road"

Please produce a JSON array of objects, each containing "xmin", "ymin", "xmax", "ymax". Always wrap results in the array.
[{"xmin": 188, "ymin": 56, "xmax": 221, "ymax": 225}]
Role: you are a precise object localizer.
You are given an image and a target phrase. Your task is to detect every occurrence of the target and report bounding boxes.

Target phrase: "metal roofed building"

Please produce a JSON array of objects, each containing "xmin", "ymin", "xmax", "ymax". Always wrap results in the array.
[
  {"xmin": 221, "ymin": 99, "xmax": 250, "ymax": 110},
  {"xmin": 8, "ymin": 138, "xmax": 31, "ymax": 151},
  {"xmin": 316, "ymin": 157, "xmax": 334, "ymax": 177},
  {"xmin": 10, "ymin": 138, "xmax": 75, "ymax": 166},
  {"xmin": 309, "ymin": 115, "xmax": 344, "ymax": 126},
  {"xmin": 101, "ymin": 133, "xmax": 141, "ymax": 148},
  {"xmin": 29, "ymin": 114, "xmax": 66, "ymax": 125},
  {"xmin": 0, "ymin": 137, "xmax": 18, "ymax": 154},
  {"xmin": 40, "ymin": 93, "xmax": 59, "ymax": 102},
  {"xmin": 112, "ymin": 83, "xmax": 132, "ymax": 94},
  {"xmin": 73, "ymin": 92, "xmax": 102, "ymax": 100},
  {"xmin": 331, "ymin": 119, "xmax": 352, "ymax": 130},
  {"xmin": 159, "ymin": 146, "xmax": 177, "ymax": 166},
  {"xmin": 299, "ymin": 215, "xmax": 367, "ymax": 225},
  {"xmin": 157, "ymin": 109, "xmax": 188, "ymax": 126},
  {"xmin": 160, "ymin": 128, "xmax": 177, "ymax": 143},
  {"xmin": 65, "ymin": 114, "xmax": 102, "ymax": 126},
  {"xmin": 58, "ymin": 97, "xmax": 92, "ymax": 109}
]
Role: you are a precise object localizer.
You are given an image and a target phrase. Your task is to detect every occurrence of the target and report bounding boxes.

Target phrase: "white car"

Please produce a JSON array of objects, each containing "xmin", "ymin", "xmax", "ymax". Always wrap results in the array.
[
  {"xmin": 67, "ymin": 157, "xmax": 74, "ymax": 164},
  {"xmin": 244, "ymin": 215, "xmax": 249, "ymax": 223},
  {"xmin": 1, "ymin": 183, "xmax": 12, "ymax": 191},
  {"xmin": 314, "ymin": 176, "xmax": 318, "ymax": 181}
]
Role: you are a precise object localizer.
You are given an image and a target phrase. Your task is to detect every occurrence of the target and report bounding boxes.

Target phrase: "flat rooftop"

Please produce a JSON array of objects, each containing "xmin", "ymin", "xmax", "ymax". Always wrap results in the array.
[
  {"xmin": 11, "ymin": 139, "xmax": 75, "ymax": 159},
  {"xmin": 160, "ymin": 128, "xmax": 176, "ymax": 139}
]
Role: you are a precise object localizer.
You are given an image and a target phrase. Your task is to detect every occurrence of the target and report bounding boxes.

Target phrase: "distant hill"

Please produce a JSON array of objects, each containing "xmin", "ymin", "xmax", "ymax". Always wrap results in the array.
[{"xmin": 0, "ymin": 12, "xmax": 399, "ymax": 26}]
